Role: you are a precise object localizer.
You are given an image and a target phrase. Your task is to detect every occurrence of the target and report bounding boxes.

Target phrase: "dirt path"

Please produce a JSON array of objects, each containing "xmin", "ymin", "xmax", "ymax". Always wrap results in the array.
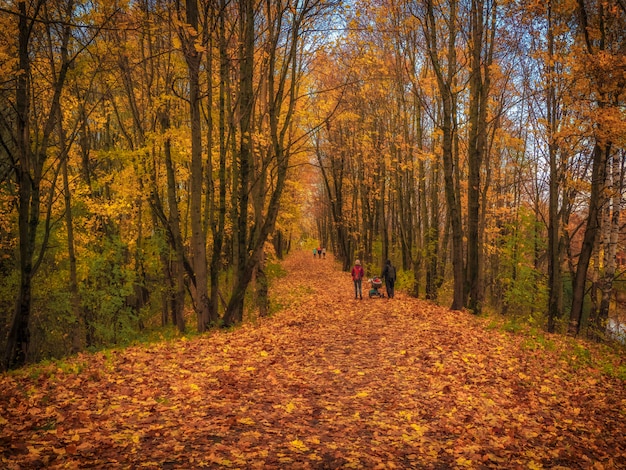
[{"xmin": 1, "ymin": 250, "xmax": 625, "ymax": 469}]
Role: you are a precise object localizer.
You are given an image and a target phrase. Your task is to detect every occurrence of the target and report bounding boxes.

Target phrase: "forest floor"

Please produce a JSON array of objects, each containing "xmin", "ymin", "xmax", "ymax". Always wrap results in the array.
[{"xmin": 1, "ymin": 250, "xmax": 625, "ymax": 469}]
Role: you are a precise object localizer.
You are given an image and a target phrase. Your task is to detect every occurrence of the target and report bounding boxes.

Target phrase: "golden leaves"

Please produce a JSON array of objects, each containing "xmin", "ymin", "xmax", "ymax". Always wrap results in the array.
[
  {"xmin": 289, "ymin": 438, "xmax": 309, "ymax": 452},
  {"xmin": 0, "ymin": 250, "xmax": 624, "ymax": 468}
]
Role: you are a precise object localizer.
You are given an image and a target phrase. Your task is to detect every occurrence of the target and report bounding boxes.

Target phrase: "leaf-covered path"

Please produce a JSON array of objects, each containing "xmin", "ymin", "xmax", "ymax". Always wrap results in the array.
[{"xmin": 1, "ymin": 251, "xmax": 625, "ymax": 469}]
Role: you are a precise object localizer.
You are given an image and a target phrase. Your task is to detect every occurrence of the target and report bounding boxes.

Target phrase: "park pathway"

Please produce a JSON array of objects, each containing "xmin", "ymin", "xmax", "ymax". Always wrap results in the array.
[{"xmin": 0, "ymin": 250, "xmax": 624, "ymax": 469}]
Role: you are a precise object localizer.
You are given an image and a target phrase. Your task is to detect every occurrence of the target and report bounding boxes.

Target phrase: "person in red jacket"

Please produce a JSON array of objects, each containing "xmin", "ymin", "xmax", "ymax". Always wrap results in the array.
[{"xmin": 351, "ymin": 259, "xmax": 365, "ymax": 300}]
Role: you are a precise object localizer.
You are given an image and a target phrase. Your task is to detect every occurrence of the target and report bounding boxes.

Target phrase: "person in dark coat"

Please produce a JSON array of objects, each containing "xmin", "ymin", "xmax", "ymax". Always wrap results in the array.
[{"xmin": 381, "ymin": 259, "xmax": 396, "ymax": 299}]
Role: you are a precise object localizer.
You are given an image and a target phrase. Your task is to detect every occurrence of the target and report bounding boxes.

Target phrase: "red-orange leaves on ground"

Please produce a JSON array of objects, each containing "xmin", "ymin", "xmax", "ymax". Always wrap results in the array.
[{"xmin": 1, "ymin": 251, "xmax": 625, "ymax": 469}]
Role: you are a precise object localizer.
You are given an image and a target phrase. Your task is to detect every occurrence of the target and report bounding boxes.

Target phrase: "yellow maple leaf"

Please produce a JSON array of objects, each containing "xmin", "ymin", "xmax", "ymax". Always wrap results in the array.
[
  {"xmin": 455, "ymin": 456, "xmax": 473, "ymax": 467},
  {"xmin": 410, "ymin": 423, "xmax": 428, "ymax": 436},
  {"xmin": 290, "ymin": 439, "xmax": 309, "ymax": 452}
]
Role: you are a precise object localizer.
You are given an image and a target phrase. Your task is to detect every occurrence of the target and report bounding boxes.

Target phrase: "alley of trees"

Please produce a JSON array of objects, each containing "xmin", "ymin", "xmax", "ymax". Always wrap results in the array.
[{"xmin": 0, "ymin": 0, "xmax": 625, "ymax": 370}]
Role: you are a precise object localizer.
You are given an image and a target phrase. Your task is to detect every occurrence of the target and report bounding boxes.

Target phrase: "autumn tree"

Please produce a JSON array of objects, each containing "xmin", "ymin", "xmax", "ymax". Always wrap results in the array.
[
  {"xmin": 421, "ymin": 0, "xmax": 465, "ymax": 310},
  {"xmin": 176, "ymin": 0, "xmax": 211, "ymax": 332},
  {"xmin": 544, "ymin": 0, "xmax": 569, "ymax": 332},
  {"xmin": 568, "ymin": 0, "xmax": 626, "ymax": 336},
  {"xmin": 224, "ymin": 0, "xmax": 335, "ymax": 326},
  {"xmin": 1, "ymin": 0, "xmax": 95, "ymax": 369},
  {"xmin": 1, "ymin": 0, "xmax": 625, "ymax": 368}
]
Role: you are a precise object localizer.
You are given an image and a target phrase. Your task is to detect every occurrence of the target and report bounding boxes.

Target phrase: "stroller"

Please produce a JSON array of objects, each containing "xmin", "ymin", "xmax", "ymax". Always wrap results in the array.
[{"xmin": 368, "ymin": 277, "xmax": 385, "ymax": 298}]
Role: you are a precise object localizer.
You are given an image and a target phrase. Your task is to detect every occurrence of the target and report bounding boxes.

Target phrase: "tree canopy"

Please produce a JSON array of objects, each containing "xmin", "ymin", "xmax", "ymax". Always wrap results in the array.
[{"xmin": 1, "ymin": 0, "xmax": 625, "ymax": 369}]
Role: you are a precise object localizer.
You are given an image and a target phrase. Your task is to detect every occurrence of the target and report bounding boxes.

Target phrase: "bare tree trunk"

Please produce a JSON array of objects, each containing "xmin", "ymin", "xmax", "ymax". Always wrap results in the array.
[
  {"xmin": 425, "ymin": 0, "xmax": 464, "ymax": 310},
  {"xmin": 587, "ymin": 247, "xmax": 601, "ymax": 337},
  {"xmin": 5, "ymin": 1, "xmax": 72, "ymax": 369},
  {"xmin": 163, "ymin": 118, "xmax": 187, "ymax": 333},
  {"xmin": 224, "ymin": 0, "xmax": 314, "ymax": 326},
  {"xmin": 546, "ymin": 0, "xmax": 564, "ymax": 333},
  {"xmin": 316, "ymin": 139, "xmax": 351, "ymax": 271},
  {"xmin": 426, "ymin": 163, "xmax": 441, "ymax": 301},
  {"xmin": 209, "ymin": 0, "xmax": 229, "ymax": 326},
  {"xmin": 224, "ymin": 0, "xmax": 255, "ymax": 326},
  {"xmin": 415, "ymin": 99, "xmax": 427, "ymax": 299},
  {"xmin": 466, "ymin": 0, "xmax": 494, "ymax": 314},
  {"xmin": 256, "ymin": 258, "xmax": 269, "ymax": 318},
  {"xmin": 180, "ymin": 0, "xmax": 210, "ymax": 332},
  {"xmin": 568, "ymin": 0, "xmax": 615, "ymax": 337},
  {"xmin": 58, "ymin": 116, "xmax": 83, "ymax": 354},
  {"xmin": 4, "ymin": 2, "xmax": 35, "ymax": 370},
  {"xmin": 597, "ymin": 152, "xmax": 623, "ymax": 336},
  {"xmin": 569, "ymin": 142, "xmax": 609, "ymax": 335}
]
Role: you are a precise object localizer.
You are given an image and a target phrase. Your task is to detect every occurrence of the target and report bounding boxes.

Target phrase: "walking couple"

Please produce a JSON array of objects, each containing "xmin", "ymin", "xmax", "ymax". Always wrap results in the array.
[{"xmin": 351, "ymin": 259, "xmax": 396, "ymax": 299}]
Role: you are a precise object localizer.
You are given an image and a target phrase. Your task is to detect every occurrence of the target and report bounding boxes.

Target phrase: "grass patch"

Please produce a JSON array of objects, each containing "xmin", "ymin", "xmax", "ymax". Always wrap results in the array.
[
  {"xmin": 502, "ymin": 316, "xmax": 524, "ymax": 334},
  {"xmin": 57, "ymin": 360, "xmax": 86, "ymax": 375},
  {"xmin": 600, "ymin": 361, "xmax": 626, "ymax": 380},
  {"xmin": 26, "ymin": 360, "xmax": 54, "ymax": 381},
  {"xmin": 521, "ymin": 331, "xmax": 556, "ymax": 352},
  {"xmin": 128, "ymin": 324, "xmax": 198, "ymax": 346},
  {"xmin": 25, "ymin": 358, "xmax": 85, "ymax": 381},
  {"xmin": 568, "ymin": 343, "xmax": 592, "ymax": 367},
  {"xmin": 267, "ymin": 260, "xmax": 288, "ymax": 280},
  {"xmin": 486, "ymin": 320, "xmax": 500, "ymax": 331},
  {"xmin": 478, "ymin": 310, "xmax": 625, "ymax": 380}
]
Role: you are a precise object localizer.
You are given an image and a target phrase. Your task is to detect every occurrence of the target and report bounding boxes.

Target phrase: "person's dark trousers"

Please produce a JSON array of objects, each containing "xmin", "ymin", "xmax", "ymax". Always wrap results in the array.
[
  {"xmin": 354, "ymin": 280, "xmax": 362, "ymax": 299},
  {"xmin": 386, "ymin": 280, "xmax": 395, "ymax": 298}
]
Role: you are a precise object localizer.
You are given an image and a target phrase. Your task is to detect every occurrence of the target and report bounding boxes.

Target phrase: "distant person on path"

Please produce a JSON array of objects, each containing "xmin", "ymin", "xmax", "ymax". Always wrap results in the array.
[
  {"xmin": 382, "ymin": 259, "xmax": 396, "ymax": 299},
  {"xmin": 351, "ymin": 259, "xmax": 365, "ymax": 300},
  {"xmin": 322, "ymin": 247, "xmax": 326, "ymax": 259},
  {"xmin": 317, "ymin": 246, "xmax": 322, "ymax": 258},
  {"xmin": 313, "ymin": 248, "xmax": 317, "ymax": 258}
]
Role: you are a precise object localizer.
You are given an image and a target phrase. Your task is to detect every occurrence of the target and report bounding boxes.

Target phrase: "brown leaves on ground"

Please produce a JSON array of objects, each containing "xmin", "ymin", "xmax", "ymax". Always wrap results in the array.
[{"xmin": 1, "ymin": 251, "xmax": 625, "ymax": 469}]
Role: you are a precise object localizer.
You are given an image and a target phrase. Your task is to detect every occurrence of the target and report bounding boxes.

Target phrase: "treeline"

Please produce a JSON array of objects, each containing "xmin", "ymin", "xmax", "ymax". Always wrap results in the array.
[
  {"xmin": 1, "ymin": 0, "xmax": 624, "ymax": 370},
  {"xmin": 311, "ymin": 0, "xmax": 626, "ymax": 339},
  {"xmin": 0, "ymin": 0, "xmax": 339, "ymax": 369}
]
